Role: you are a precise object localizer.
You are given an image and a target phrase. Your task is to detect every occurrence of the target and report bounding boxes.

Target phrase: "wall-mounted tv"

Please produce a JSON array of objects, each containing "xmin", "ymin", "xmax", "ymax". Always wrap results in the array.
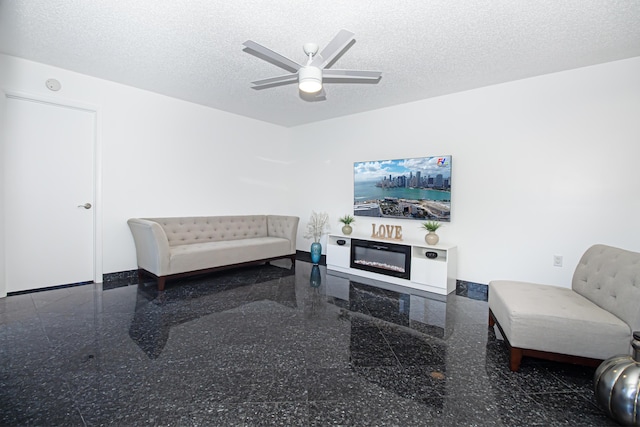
[{"xmin": 353, "ymin": 155, "xmax": 452, "ymax": 221}]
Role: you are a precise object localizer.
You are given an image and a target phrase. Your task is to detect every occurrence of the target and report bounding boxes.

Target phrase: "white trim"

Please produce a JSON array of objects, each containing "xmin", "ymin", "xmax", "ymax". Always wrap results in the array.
[
  {"xmin": 4, "ymin": 90, "xmax": 98, "ymax": 113},
  {"xmin": 1, "ymin": 90, "xmax": 103, "ymax": 287},
  {"xmin": 93, "ymin": 104, "xmax": 103, "ymax": 284}
]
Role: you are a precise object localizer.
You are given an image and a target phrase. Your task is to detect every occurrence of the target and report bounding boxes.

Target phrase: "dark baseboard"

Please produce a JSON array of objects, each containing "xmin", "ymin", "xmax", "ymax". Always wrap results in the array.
[
  {"xmin": 296, "ymin": 250, "xmax": 326, "ymax": 266},
  {"xmin": 102, "ymin": 270, "xmax": 139, "ymax": 290},
  {"xmin": 7, "ymin": 280, "xmax": 93, "ymax": 296},
  {"xmin": 455, "ymin": 280, "xmax": 488, "ymax": 301},
  {"xmin": 103, "ymin": 270, "xmax": 138, "ymax": 282},
  {"xmin": 29, "ymin": 261, "xmax": 487, "ymax": 299}
]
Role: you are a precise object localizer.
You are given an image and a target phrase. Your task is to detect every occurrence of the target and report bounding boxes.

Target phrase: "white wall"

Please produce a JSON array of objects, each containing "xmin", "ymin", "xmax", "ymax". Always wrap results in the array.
[
  {"xmin": 0, "ymin": 88, "xmax": 6, "ymax": 297},
  {"xmin": 290, "ymin": 56, "xmax": 640, "ymax": 287},
  {"xmin": 0, "ymin": 54, "xmax": 292, "ymax": 288},
  {"xmin": 2, "ymin": 53, "xmax": 639, "ymax": 294}
]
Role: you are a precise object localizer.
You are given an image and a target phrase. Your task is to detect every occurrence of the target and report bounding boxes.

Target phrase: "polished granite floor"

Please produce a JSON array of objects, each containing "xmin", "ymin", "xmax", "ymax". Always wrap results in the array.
[{"xmin": 0, "ymin": 260, "xmax": 616, "ymax": 426}]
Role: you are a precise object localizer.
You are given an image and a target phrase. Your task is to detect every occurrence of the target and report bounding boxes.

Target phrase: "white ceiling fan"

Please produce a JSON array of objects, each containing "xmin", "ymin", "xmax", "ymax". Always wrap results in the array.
[{"xmin": 242, "ymin": 29, "xmax": 382, "ymax": 100}]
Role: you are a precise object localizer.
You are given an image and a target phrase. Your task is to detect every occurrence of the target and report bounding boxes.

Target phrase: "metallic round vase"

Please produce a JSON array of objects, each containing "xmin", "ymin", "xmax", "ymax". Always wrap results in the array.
[
  {"xmin": 594, "ymin": 331, "xmax": 640, "ymax": 426},
  {"xmin": 341, "ymin": 225, "xmax": 352, "ymax": 235}
]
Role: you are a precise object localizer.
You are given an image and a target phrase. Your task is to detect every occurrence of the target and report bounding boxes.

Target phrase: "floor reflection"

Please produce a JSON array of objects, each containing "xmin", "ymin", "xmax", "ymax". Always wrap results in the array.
[
  {"xmin": 129, "ymin": 263, "xmax": 297, "ymax": 358},
  {"xmin": 0, "ymin": 261, "xmax": 615, "ymax": 426}
]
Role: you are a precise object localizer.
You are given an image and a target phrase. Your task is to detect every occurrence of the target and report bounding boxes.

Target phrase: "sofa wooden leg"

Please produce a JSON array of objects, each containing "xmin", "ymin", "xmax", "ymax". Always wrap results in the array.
[
  {"xmin": 488, "ymin": 310, "xmax": 495, "ymax": 327},
  {"xmin": 510, "ymin": 347, "xmax": 523, "ymax": 372},
  {"xmin": 157, "ymin": 277, "xmax": 166, "ymax": 292},
  {"xmin": 137, "ymin": 269, "xmax": 145, "ymax": 284}
]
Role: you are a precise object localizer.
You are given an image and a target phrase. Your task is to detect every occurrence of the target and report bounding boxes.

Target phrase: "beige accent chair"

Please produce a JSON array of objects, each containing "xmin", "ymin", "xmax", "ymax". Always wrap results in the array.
[{"xmin": 489, "ymin": 244, "xmax": 640, "ymax": 371}]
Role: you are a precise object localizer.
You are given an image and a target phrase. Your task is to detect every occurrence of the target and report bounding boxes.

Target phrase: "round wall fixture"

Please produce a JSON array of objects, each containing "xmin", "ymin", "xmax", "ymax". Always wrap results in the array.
[{"xmin": 45, "ymin": 78, "xmax": 61, "ymax": 91}]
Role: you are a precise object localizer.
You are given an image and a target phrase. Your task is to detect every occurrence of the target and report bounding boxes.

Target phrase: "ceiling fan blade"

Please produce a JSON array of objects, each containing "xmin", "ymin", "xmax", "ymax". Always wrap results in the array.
[
  {"xmin": 323, "ymin": 69, "xmax": 382, "ymax": 80},
  {"xmin": 243, "ymin": 40, "xmax": 302, "ymax": 72},
  {"xmin": 311, "ymin": 29, "xmax": 355, "ymax": 69},
  {"xmin": 251, "ymin": 74, "xmax": 298, "ymax": 87}
]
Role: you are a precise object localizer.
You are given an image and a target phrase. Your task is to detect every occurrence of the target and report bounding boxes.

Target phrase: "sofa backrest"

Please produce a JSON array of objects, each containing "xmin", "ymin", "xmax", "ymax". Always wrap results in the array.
[
  {"xmin": 148, "ymin": 215, "xmax": 268, "ymax": 246},
  {"xmin": 572, "ymin": 244, "xmax": 640, "ymax": 332}
]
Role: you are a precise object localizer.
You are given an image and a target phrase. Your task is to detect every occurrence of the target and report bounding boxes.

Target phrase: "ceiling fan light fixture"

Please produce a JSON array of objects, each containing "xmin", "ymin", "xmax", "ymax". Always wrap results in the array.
[
  {"xmin": 298, "ymin": 66, "xmax": 322, "ymax": 93},
  {"xmin": 244, "ymin": 30, "xmax": 382, "ymax": 100}
]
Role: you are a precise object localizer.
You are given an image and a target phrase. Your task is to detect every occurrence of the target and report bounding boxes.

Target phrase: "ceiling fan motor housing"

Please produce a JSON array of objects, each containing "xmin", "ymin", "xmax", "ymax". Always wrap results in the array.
[{"xmin": 298, "ymin": 66, "xmax": 322, "ymax": 93}]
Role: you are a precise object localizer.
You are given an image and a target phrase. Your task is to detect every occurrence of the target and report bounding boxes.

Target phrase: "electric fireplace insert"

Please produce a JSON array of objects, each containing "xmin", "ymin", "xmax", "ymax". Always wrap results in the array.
[{"xmin": 350, "ymin": 238, "xmax": 411, "ymax": 279}]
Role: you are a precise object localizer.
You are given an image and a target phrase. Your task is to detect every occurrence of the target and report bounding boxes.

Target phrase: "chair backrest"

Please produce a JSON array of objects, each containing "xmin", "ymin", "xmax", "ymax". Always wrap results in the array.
[{"xmin": 572, "ymin": 244, "xmax": 640, "ymax": 332}]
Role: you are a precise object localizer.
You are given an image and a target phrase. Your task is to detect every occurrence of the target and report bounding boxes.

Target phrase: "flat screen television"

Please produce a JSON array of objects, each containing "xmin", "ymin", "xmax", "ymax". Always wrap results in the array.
[{"xmin": 353, "ymin": 155, "xmax": 452, "ymax": 221}]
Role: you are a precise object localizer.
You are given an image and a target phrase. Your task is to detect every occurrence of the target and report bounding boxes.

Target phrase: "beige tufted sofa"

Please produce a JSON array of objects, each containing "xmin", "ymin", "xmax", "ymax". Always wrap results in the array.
[
  {"xmin": 489, "ymin": 244, "xmax": 640, "ymax": 371},
  {"xmin": 128, "ymin": 215, "xmax": 299, "ymax": 291}
]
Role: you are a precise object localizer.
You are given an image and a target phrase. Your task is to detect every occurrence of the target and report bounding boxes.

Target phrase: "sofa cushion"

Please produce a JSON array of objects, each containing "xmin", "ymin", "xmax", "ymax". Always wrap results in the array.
[
  {"xmin": 169, "ymin": 237, "xmax": 292, "ymax": 274},
  {"xmin": 572, "ymin": 244, "xmax": 640, "ymax": 333},
  {"xmin": 489, "ymin": 280, "xmax": 630, "ymax": 360}
]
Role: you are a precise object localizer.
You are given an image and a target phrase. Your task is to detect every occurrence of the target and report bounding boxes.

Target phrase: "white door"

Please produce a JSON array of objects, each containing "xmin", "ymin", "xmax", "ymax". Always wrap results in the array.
[{"xmin": 3, "ymin": 95, "xmax": 95, "ymax": 293}]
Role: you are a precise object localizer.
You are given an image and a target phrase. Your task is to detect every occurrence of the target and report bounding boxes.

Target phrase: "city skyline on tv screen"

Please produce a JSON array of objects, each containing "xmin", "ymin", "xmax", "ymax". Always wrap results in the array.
[{"xmin": 353, "ymin": 155, "xmax": 451, "ymax": 221}]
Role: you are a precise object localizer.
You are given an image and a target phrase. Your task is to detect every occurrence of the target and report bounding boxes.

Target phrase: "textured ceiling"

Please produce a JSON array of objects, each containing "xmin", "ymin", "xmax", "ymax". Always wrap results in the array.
[{"xmin": 1, "ymin": 1, "xmax": 639, "ymax": 127}]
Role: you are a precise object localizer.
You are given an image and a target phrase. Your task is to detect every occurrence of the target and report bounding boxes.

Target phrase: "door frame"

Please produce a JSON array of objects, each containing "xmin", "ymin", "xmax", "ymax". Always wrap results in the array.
[{"xmin": 1, "ymin": 90, "xmax": 103, "ymax": 295}]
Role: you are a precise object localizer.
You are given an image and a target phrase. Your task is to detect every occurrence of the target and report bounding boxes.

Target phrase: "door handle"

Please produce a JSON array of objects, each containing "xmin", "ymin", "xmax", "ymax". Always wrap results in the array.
[{"xmin": 78, "ymin": 203, "xmax": 92, "ymax": 209}]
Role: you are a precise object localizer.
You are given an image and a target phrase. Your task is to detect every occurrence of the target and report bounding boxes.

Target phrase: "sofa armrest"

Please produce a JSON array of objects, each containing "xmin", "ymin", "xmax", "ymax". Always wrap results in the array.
[
  {"xmin": 127, "ymin": 218, "xmax": 171, "ymax": 276},
  {"xmin": 267, "ymin": 215, "xmax": 300, "ymax": 254}
]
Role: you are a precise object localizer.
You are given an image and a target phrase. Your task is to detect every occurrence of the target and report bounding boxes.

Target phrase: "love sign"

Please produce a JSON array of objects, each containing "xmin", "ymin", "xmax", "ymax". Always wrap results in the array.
[{"xmin": 371, "ymin": 224, "xmax": 403, "ymax": 241}]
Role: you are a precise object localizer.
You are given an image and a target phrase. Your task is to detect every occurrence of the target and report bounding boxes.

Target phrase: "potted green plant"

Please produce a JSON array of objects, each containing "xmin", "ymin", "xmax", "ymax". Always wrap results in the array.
[
  {"xmin": 420, "ymin": 221, "xmax": 441, "ymax": 245},
  {"xmin": 338, "ymin": 214, "xmax": 355, "ymax": 235}
]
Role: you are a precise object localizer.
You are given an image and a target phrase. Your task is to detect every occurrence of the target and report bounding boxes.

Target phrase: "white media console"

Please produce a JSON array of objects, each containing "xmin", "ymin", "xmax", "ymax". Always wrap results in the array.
[{"xmin": 326, "ymin": 233, "xmax": 457, "ymax": 295}]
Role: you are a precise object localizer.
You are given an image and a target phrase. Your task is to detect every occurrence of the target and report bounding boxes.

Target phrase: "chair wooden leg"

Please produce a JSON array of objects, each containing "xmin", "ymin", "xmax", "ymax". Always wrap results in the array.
[
  {"xmin": 509, "ymin": 347, "xmax": 523, "ymax": 372},
  {"xmin": 488, "ymin": 310, "xmax": 495, "ymax": 327}
]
